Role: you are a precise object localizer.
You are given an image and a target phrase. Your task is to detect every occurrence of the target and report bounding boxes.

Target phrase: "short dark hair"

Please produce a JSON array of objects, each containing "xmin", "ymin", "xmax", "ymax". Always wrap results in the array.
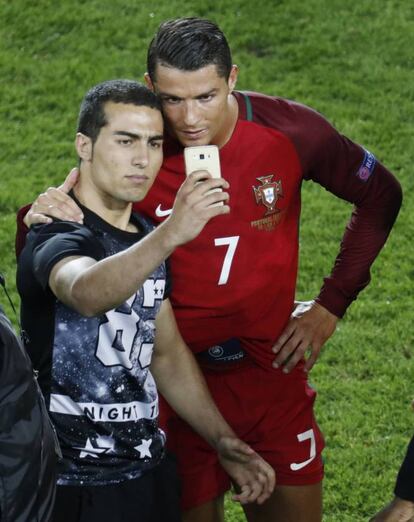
[
  {"xmin": 77, "ymin": 79, "xmax": 162, "ymax": 143},
  {"xmin": 147, "ymin": 18, "xmax": 232, "ymax": 81}
]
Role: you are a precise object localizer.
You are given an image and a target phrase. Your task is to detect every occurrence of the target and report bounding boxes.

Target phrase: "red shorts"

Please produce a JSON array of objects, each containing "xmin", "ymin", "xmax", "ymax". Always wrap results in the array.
[{"xmin": 159, "ymin": 362, "xmax": 325, "ymax": 511}]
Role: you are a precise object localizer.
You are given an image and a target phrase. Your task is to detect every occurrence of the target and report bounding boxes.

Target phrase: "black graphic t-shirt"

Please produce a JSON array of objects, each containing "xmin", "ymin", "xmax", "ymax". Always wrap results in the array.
[{"xmin": 17, "ymin": 204, "xmax": 170, "ymax": 486}]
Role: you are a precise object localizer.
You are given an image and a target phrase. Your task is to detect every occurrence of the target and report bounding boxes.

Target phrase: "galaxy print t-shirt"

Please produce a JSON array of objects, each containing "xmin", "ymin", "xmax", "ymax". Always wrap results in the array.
[{"xmin": 17, "ymin": 205, "xmax": 169, "ymax": 486}]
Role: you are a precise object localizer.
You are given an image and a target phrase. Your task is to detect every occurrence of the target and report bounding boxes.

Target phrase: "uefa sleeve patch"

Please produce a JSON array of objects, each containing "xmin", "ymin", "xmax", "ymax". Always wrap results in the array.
[{"xmin": 356, "ymin": 149, "xmax": 376, "ymax": 182}]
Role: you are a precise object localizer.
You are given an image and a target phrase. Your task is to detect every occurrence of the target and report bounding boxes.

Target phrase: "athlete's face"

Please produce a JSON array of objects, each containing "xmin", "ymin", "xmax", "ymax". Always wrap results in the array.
[
  {"xmin": 77, "ymin": 102, "xmax": 163, "ymax": 204},
  {"xmin": 146, "ymin": 63, "xmax": 238, "ymax": 148}
]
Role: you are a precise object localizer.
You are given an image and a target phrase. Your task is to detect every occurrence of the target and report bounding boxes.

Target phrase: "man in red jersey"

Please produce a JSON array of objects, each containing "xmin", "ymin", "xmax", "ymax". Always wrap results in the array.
[{"xmin": 19, "ymin": 17, "xmax": 402, "ymax": 522}]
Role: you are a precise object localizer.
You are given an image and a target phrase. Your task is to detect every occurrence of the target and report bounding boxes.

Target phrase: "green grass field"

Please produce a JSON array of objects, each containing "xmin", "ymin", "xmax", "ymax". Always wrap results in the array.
[{"xmin": 1, "ymin": 1, "xmax": 413, "ymax": 520}]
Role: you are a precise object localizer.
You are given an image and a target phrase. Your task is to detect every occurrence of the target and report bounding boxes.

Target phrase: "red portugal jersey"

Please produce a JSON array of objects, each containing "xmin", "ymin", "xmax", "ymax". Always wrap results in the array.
[{"xmin": 133, "ymin": 92, "xmax": 402, "ymax": 368}]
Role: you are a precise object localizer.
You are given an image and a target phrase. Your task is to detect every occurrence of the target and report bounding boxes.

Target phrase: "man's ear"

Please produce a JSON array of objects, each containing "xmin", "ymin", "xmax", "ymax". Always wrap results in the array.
[
  {"xmin": 75, "ymin": 133, "xmax": 92, "ymax": 162},
  {"xmin": 228, "ymin": 65, "xmax": 239, "ymax": 93},
  {"xmin": 144, "ymin": 72, "xmax": 155, "ymax": 91}
]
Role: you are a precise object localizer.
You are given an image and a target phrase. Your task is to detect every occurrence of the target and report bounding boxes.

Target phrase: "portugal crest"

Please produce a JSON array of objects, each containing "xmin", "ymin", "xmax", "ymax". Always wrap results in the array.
[{"xmin": 252, "ymin": 175, "xmax": 283, "ymax": 216}]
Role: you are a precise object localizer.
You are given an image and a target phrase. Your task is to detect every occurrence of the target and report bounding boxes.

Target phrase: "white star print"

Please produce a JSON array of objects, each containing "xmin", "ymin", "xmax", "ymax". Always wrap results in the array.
[
  {"xmin": 134, "ymin": 438, "xmax": 152, "ymax": 458},
  {"xmin": 75, "ymin": 437, "xmax": 108, "ymax": 459}
]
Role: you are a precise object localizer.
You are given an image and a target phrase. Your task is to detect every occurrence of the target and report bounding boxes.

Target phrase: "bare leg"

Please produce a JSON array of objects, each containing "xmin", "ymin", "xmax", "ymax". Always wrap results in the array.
[
  {"xmin": 242, "ymin": 483, "xmax": 322, "ymax": 522},
  {"xmin": 182, "ymin": 495, "xmax": 225, "ymax": 522}
]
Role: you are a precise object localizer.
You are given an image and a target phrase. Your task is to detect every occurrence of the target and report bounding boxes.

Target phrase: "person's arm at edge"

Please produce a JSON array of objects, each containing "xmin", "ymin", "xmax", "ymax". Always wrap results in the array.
[
  {"xmin": 394, "ymin": 434, "xmax": 414, "ymax": 502},
  {"xmin": 369, "ymin": 434, "xmax": 414, "ymax": 521}
]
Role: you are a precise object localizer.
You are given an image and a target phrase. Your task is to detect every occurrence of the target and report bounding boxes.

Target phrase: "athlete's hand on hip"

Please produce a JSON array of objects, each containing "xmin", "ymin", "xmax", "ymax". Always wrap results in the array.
[
  {"xmin": 162, "ymin": 170, "xmax": 230, "ymax": 247},
  {"xmin": 369, "ymin": 497, "xmax": 414, "ymax": 522},
  {"xmin": 216, "ymin": 436, "xmax": 275, "ymax": 505},
  {"xmin": 272, "ymin": 300, "xmax": 338, "ymax": 373},
  {"xmin": 23, "ymin": 168, "xmax": 83, "ymax": 227}
]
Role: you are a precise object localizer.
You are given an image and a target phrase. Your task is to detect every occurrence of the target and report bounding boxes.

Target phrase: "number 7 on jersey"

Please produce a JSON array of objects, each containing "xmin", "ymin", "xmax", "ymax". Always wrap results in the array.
[{"xmin": 214, "ymin": 236, "xmax": 240, "ymax": 285}]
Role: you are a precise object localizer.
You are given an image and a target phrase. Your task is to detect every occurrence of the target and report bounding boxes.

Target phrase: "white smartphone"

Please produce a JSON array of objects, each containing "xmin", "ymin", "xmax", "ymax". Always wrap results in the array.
[
  {"xmin": 184, "ymin": 145, "xmax": 221, "ymax": 179},
  {"xmin": 184, "ymin": 145, "xmax": 223, "ymax": 205}
]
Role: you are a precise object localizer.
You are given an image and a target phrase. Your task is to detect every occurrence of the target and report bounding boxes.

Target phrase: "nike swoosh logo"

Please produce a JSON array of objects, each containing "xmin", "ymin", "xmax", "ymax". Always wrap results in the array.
[{"xmin": 155, "ymin": 204, "xmax": 173, "ymax": 217}]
